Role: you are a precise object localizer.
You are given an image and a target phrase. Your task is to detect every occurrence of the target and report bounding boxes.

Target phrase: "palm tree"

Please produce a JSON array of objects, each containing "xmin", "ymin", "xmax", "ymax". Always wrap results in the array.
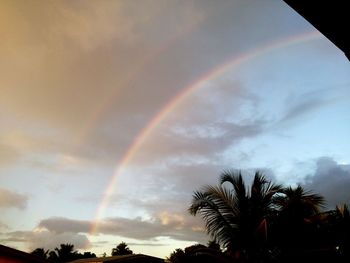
[
  {"xmin": 189, "ymin": 170, "xmax": 282, "ymax": 260},
  {"xmin": 272, "ymin": 185, "xmax": 325, "ymax": 252},
  {"xmin": 274, "ymin": 185, "xmax": 325, "ymax": 221},
  {"xmin": 111, "ymin": 242, "xmax": 133, "ymax": 256},
  {"xmin": 30, "ymin": 248, "xmax": 48, "ymax": 259},
  {"xmin": 333, "ymin": 204, "xmax": 350, "ymax": 259},
  {"xmin": 53, "ymin": 243, "xmax": 78, "ymax": 262}
]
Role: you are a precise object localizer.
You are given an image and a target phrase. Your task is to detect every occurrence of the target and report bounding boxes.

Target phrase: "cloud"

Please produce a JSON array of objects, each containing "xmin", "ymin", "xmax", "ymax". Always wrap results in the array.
[
  {"xmin": 38, "ymin": 214, "xmax": 206, "ymax": 244},
  {"xmin": 132, "ymin": 121, "xmax": 263, "ymax": 167},
  {"xmin": 0, "ymin": 0, "xmax": 210, "ymax": 131},
  {"xmin": 38, "ymin": 217, "xmax": 91, "ymax": 234},
  {"xmin": 37, "ymin": 169, "xmax": 279, "ymax": 246},
  {"xmin": 303, "ymin": 157, "xmax": 350, "ymax": 208},
  {"xmin": 0, "ymin": 188, "xmax": 28, "ymax": 209},
  {"xmin": 0, "ymin": 1, "xmax": 226, "ymax": 181},
  {"xmin": 278, "ymin": 86, "xmax": 348, "ymax": 125},
  {"xmin": 129, "ymin": 81, "xmax": 265, "ymax": 167},
  {"xmin": 2, "ymin": 230, "xmax": 91, "ymax": 251}
]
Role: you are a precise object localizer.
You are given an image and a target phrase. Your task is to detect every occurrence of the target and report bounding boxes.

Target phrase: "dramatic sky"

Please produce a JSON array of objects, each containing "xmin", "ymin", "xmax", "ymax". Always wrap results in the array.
[{"xmin": 0, "ymin": 0, "xmax": 349, "ymax": 258}]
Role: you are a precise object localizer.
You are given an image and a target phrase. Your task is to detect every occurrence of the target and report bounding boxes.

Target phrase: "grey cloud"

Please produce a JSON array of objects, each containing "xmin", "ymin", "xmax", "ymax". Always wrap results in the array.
[
  {"xmin": 126, "ymin": 79, "xmax": 267, "ymax": 166},
  {"xmin": 303, "ymin": 157, "xmax": 350, "ymax": 208},
  {"xmin": 280, "ymin": 95, "xmax": 327, "ymax": 124},
  {"xmin": 0, "ymin": 188, "xmax": 28, "ymax": 209},
  {"xmin": 3, "ymin": 230, "xmax": 91, "ymax": 251},
  {"xmin": 125, "ymin": 164, "xmax": 226, "ymax": 202},
  {"xmin": 38, "ymin": 217, "xmax": 92, "ymax": 234},
  {"xmin": 144, "ymin": 122, "xmax": 262, "ymax": 159},
  {"xmin": 158, "ymin": 166, "xmax": 278, "ymax": 201},
  {"xmin": 38, "ymin": 215, "xmax": 206, "ymax": 243},
  {"xmin": 279, "ymin": 87, "xmax": 348, "ymax": 125}
]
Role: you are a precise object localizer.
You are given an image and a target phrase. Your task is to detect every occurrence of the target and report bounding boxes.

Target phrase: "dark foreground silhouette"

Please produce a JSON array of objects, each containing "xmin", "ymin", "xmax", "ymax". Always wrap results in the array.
[{"xmin": 183, "ymin": 170, "xmax": 350, "ymax": 263}]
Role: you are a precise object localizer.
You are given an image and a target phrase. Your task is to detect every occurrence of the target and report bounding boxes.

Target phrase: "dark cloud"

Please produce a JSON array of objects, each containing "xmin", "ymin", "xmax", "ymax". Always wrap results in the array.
[
  {"xmin": 303, "ymin": 157, "xmax": 350, "ymax": 208},
  {"xmin": 0, "ymin": 188, "xmax": 28, "ymax": 209}
]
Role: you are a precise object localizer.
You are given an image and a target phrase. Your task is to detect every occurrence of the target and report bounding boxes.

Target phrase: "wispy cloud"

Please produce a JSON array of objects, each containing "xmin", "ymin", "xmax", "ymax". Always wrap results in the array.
[{"xmin": 279, "ymin": 86, "xmax": 349, "ymax": 124}]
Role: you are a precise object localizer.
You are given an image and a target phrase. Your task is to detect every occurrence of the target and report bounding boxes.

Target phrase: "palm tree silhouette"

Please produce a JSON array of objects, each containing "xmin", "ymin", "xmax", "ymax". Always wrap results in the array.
[
  {"xmin": 30, "ymin": 248, "xmax": 48, "ymax": 259},
  {"xmin": 53, "ymin": 243, "xmax": 78, "ymax": 262},
  {"xmin": 111, "ymin": 242, "xmax": 133, "ymax": 256},
  {"xmin": 272, "ymin": 185, "xmax": 325, "ymax": 254},
  {"xmin": 274, "ymin": 185, "xmax": 324, "ymax": 221},
  {"xmin": 333, "ymin": 204, "xmax": 350, "ymax": 259},
  {"xmin": 189, "ymin": 170, "xmax": 282, "ymax": 261}
]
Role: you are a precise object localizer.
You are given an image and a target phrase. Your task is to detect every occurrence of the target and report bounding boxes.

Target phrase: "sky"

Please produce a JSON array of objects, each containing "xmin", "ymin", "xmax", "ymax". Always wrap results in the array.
[{"xmin": 0, "ymin": 0, "xmax": 349, "ymax": 259}]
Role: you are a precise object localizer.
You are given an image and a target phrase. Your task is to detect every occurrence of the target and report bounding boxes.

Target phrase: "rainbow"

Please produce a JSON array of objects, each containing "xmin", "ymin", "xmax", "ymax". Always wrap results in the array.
[{"xmin": 89, "ymin": 30, "xmax": 323, "ymax": 235}]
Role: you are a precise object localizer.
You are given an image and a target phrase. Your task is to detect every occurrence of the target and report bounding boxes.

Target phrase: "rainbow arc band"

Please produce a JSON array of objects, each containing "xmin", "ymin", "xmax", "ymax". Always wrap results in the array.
[{"xmin": 89, "ymin": 30, "xmax": 322, "ymax": 236}]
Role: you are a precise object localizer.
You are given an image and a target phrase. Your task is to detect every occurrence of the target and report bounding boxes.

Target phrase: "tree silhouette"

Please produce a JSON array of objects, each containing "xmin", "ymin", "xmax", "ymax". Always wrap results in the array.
[
  {"xmin": 273, "ymin": 185, "xmax": 325, "ymax": 248},
  {"xmin": 332, "ymin": 204, "xmax": 350, "ymax": 259},
  {"xmin": 168, "ymin": 244, "xmax": 230, "ymax": 263},
  {"xmin": 48, "ymin": 250, "xmax": 59, "ymax": 262},
  {"xmin": 167, "ymin": 248, "xmax": 187, "ymax": 263},
  {"xmin": 275, "ymin": 185, "xmax": 325, "ymax": 222},
  {"xmin": 189, "ymin": 170, "xmax": 282, "ymax": 261},
  {"xmin": 30, "ymin": 248, "xmax": 48, "ymax": 259},
  {"xmin": 207, "ymin": 240, "xmax": 221, "ymax": 251},
  {"xmin": 55, "ymin": 243, "xmax": 78, "ymax": 262},
  {"xmin": 31, "ymin": 244, "xmax": 96, "ymax": 262},
  {"xmin": 111, "ymin": 242, "xmax": 133, "ymax": 256},
  {"xmin": 81, "ymin": 251, "xmax": 97, "ymax": 258}
]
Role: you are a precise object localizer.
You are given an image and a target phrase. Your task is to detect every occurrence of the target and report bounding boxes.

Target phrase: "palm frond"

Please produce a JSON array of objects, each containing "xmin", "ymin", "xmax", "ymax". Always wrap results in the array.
[{"xmin": 189, "ymin": 186, "xmax": 238, "ymax": 247}]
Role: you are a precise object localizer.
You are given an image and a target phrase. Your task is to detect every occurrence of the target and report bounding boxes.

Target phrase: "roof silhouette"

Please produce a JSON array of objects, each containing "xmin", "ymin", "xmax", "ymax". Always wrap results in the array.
[
  {"xmin": 284, "ymin": 0, "xmax": 350, "ymax": 60},
  {"xmin": 0, "ymin": 244, "xmax": 48, "ymax": 263}
]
